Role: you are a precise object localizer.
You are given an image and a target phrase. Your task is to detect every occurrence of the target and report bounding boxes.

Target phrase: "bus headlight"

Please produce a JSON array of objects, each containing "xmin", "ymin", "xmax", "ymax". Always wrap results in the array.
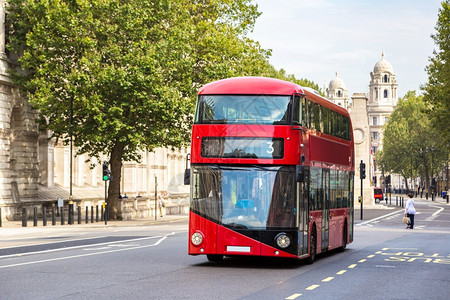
[
  {"xmin": 191, "ymin": 232, "xmax": 204, "ymax": 246},
  {"xmin": 275, "ymin": 233, "xmax": 291, "ymax": 248}
]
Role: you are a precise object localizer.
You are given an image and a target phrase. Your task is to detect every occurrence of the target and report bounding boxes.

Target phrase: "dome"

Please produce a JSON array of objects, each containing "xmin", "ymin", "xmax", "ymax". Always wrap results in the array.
[
  {"xmin": 328, "ymin": 72, "xmax": 346, "ymax": 90},
  {"xmin": 373, "ymin": 52, "xmax": 394, "ymax": 74}
]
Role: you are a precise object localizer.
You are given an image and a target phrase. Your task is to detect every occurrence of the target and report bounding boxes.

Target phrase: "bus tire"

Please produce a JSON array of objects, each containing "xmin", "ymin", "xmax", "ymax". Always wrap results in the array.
[
  {"xmin": 339, "ymin": 221, "xmax": 348, "ymax": 252},
  {"xmin": 375, "ymin": 198, "xmax": 380, "ymax": 203},
  {"xmin": 207, "ymin": 254, "xmax": 224, "ymax": 262},
  {"xmin": 306, "ymin": 230, "xmax": 316, "ymax": 264}
]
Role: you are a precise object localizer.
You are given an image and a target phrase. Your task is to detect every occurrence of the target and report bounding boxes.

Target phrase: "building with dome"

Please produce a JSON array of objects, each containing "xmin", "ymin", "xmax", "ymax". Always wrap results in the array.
[
  {"xmin": 327, "ymin": 52, "xmax": 398, "ymax": 205},
  {"xmin": 368, "ymin": 52, "xmax": 398, "ymax": 187},
  {"xmin": 326, "ymin": 72, "xmax": 350, "ymax": 109}
]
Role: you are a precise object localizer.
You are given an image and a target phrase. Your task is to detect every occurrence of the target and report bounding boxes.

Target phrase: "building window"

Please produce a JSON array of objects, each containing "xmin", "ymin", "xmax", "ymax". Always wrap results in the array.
[
  {"xmin": 373, "ymin": 132, "xmax": 378, "ymax": 140},
  {"xmin": 383, "ymin": 75, "xmax": 388, "ymax": 83},
  {"xmin": 384, "ymin": 89, "xmax": 388, "ymax": 98},
  {"xmin": 373, "ymin": 117, "xmax": 378, "ymax": 126},
  {"xmin": 385, "ymin": 117, "xmax": 389, "ymax": 124},
  {"xmin": 375, "ymin": 88, "xmax": 378, "ymax": 99},
  {"xmin": 337, "ymin": 90, "xmax": 341, "ymax": 97}
]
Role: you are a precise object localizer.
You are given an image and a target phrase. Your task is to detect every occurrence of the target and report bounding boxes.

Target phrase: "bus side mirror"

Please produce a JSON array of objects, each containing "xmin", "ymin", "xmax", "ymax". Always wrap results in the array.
[
  {"xmin": 184, "ymin": 169, "xmax": 190, "ymax": 185},
  {"xmin": 296, "ymin": 165, "xmax": 304, "ymax": 182},
  {"xmin": 184, "ymin": 153, "xmax": 191, "ymax": 185}
]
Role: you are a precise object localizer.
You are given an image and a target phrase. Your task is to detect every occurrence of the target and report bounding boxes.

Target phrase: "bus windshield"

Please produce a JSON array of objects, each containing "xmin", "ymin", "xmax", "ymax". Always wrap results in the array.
[
  {"xmin": 191, "ymin": 165, "xmax": 296, "ymax": 229},
  {"xmin": 195, "ymin": 95, "xmax": 291, "ymax": 125}
]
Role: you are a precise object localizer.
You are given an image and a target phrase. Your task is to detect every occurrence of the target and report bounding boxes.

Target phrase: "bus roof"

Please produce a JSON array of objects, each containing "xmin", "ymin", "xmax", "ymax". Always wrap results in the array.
[
  {"xmin": 198, "ymin": 77, "xmax": 350, "ymax": 117},
  {"xmin": 199, "ymin": 77, "xmax": 304, "ymax": 95}
]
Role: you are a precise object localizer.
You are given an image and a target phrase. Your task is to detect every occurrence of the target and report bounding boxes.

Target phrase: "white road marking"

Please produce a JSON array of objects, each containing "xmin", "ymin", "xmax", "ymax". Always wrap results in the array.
[
  {"xmin": 356, "ymin": 210, "xmax": 402, "ymax": 226},
  {"xmin": 0, "ymin": 235, "xmax": 108, "ymax": 250},
  {"xmin": 0, "ymin": 233, "xmax": 175, "ymax": 266},
  {"xmin": 425, "ymin": 205, "xmax": 445, "ymax": 221}
]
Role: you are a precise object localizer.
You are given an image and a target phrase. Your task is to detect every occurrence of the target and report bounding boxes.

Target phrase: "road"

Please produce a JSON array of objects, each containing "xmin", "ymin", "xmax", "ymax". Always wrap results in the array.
[{"xmin": 0, "ymin": 199, "xmax": 449, "ymax": 300}]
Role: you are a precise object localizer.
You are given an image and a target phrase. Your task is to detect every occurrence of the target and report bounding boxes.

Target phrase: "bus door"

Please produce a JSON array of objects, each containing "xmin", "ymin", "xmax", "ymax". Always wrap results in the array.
[
  {"xmin": 297, "ymin": 168, "xmax": 309, "ymax": 256},
  {"xmin": 321, "ymin": 169, "xmax": 330, "ymax": 251}
]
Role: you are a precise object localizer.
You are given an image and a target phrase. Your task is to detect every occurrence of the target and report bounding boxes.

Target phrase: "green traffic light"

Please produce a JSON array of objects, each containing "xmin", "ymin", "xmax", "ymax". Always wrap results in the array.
[{"xmin": 103, "ymin": 175, "xmax": 109, "ymax": 181}]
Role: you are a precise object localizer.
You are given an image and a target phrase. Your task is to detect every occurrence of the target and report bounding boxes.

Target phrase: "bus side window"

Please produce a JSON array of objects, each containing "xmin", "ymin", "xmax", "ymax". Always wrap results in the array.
[
  {"xmin": 343, "ymin": 116, "xmax": 350, "ymax": 140},
  {"xmin": 322, "ymin": 107, "xmax": 330, "ymax": 135},
  {"xmin": 293, "ymin": 95, "xmax": 301, "ymax": 125},
  {"xmin": 311, "ymin": 102, "xmax": 322, "ymax": 133},
  {"xmin": 301, "ymin": 98, "xmax": 308, "ymax": 128},
  {"xmin": 330, "ymin": 169, "xmax": 337, "ymax": 209}
]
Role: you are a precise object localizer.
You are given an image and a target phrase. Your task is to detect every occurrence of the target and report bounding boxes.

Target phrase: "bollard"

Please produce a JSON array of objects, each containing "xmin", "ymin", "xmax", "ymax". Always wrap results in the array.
[
  {"xmin": 69, "ymin": 204, "xmax": 73, "ymax": 225},
  {"xmin": 0, "ymin": 207, "xmax": 2, "ymax": 227},
  {"xmin": 52, "ymin": 206, "xmax": 56, "ymax": 225},
  {"xmin": 22, "ymin": 207, "xmax": 27, "ymax": 227},
  {"xmin": 77, "ymin": 206, "xmax": 81, "ymax": 224},
  {"xmin": 105, "ymin": 203, "xmax": 108, "ymax": 224},
  {"xmin": 396, "ymin": 196, "xmax": 398, "ymax": 206},
  {"xmin": 101, "ymin": 206, "xmax": 104, "ymax": 221},
  {"xmin": 34, "ymin": 207, "xmax": 38, "ymax": 227},
  {"xmin": 401, "ymin": 197, "xmax": 404, "ymax": 207},
  {"xmin": 86, "ymin": 206, "xmax": 88, "ymax": 224},
  {"xmin": 43, "ymin": 206, "xmax": 47, "ymax": 226},
  {"xmin": 61, "ymin": 207, "xmax": 65, "ymax": 225},
  {"xmin": 96, "ymin": 205, "xmax": 99, "ymax": 222},
  {"xmin": 91, "ymin": 206, "xmax": 94, "ymax": 223}
]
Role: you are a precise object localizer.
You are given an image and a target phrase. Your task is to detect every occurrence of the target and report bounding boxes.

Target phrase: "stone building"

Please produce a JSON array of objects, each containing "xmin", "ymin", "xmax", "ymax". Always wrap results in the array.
[
  {"xmin": 327, "ymin": 53, "xmax": 398, "ymax": 205},
  {"xmin": 0, "ymin": 0, "xmax": 40, "ymax": 220},
  {"xmin": 0, "ymin": 2, "xmax": 189, "ymax": 221}
]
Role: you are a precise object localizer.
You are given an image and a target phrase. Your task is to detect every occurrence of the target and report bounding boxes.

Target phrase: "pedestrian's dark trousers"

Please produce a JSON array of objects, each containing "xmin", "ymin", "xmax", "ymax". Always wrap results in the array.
[{"xmin": 407, "ymin": 213, "xmax": 415, "ymax": 229}]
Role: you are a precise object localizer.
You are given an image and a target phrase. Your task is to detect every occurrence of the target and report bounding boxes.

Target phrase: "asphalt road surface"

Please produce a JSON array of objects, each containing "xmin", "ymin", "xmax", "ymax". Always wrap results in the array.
[{"xmin": 0, "ymin": 198, "xmax": 448, "ymax": 300}]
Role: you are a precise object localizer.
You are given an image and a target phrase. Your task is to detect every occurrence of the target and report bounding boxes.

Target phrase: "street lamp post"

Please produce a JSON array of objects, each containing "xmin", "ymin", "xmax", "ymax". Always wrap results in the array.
[{"xmin": 69, "ymin": 95, "xmax": 74, "ymax": 224}]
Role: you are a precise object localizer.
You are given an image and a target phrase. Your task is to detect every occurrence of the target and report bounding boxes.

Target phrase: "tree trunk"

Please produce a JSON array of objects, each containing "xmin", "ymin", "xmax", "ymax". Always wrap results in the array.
[{"xmin": 108, "ymin": 141, "xmax": 125, "ymax": 220}]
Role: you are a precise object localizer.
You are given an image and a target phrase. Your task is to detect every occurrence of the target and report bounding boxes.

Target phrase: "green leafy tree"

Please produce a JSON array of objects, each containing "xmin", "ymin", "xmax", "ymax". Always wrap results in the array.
[
  {"xmin": 381, "ymin": 91, "xmax": 447, "ymax": 191},
  {"xmin": 7, "ymin": 0, "xmax": 320, "ymax": 218},
  {"xmin": 423, "ymin": 0, "xmax": 450, "ymax": 146}
]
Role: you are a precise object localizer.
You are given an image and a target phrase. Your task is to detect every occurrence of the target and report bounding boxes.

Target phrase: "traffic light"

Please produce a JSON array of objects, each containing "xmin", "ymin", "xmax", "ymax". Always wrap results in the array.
[
  {"xmin": 386, "ymin": 175, "xmax": 391, "ymax": 185},
  {"xmin": 102, "ymin": 162, "xmax": 111, "ymax": 181},
  {"xmin": 360, "ymin": 161, "xmax": 366, "ymax": 179}
]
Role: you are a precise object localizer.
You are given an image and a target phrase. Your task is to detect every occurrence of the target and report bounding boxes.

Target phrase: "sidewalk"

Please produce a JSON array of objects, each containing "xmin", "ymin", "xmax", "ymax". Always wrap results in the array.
[
  {"xmin": 389, "ymin": 192, "xmax": 449, "ymax": 204},
  {"xmin": 0, "ymin": 213, "xmax": 189, "ymax": 230}
]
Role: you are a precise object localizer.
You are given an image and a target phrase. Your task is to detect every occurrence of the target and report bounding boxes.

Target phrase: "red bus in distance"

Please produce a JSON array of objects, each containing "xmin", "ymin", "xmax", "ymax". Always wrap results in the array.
[{"xmin": 187, "ymin": 77, "xmax": 355, "ymax": 263}]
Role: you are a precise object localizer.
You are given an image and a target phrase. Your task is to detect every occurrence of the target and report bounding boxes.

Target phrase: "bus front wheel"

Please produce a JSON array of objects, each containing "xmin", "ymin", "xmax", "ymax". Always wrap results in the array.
[
  {"xmin": 207, "ymin": 254, "xmax": 224, "ymax": 262},
  {"xmin": 306, "ymin": 231, "xmax": 316, "ymax": 264}
]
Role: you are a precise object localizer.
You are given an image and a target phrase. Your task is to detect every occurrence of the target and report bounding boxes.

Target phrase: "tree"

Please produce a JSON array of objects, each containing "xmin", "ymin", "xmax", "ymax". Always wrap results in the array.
[
  {"xmin": 423, "ymin": 0, "xmax": 450, "ymax": 146},
  {"xmin": 380, "ymin": 91, "xmax": 447, "ymax": 191},
  {"xmin": 7, "ymin": 0, "xmax": 320, "ymax": 219}
]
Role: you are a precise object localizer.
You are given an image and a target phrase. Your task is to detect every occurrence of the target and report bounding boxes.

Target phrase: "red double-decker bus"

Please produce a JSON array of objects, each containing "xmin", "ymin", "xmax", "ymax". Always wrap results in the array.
[{"xmin": 187, "ymin": 77, "xmax": 354, "ymax": 263}]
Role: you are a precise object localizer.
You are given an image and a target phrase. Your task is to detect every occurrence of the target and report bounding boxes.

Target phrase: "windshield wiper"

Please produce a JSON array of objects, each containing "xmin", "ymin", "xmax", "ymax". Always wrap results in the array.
[{"xmin": 226, "ymin": 223, "xmax": 248, "ymax": 229}]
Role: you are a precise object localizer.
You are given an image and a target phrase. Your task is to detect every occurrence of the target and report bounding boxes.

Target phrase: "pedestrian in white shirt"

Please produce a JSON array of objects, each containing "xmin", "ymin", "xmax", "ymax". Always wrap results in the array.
[{"xmin": 405, "ymin": 193, "xmax": 416, "ymax": 229}]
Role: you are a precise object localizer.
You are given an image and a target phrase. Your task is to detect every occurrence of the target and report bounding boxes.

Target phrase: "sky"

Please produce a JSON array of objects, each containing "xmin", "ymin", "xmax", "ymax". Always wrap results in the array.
[{"xmin": 249, "ymin": 0, "xmax": 443, "ymax": 98}]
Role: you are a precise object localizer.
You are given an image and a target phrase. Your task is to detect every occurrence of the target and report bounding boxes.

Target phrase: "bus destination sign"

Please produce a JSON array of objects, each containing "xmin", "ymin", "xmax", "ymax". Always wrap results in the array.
[{"xmin": 201, "ymin": 137, "xmax": 284, "ymax": 159}]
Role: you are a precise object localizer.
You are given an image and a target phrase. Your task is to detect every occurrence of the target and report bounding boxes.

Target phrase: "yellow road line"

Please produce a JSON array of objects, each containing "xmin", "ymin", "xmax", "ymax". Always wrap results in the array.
[
  {"xmin": 367, "ymin": 255, "xmax": 375, "ymax": 258},
  {"xmin": 336, "ymin": 270, "xmax": 347, "ymax": 275},
  {"xmin": 348, "ymin": 264, "xmax": 357, "ymax": 269},
  {"xmin": 285, "ymin": 294, "xmax": 302, "ymax": 299},
  {"xmin": 322, "ymin": 277, "xmax": 334, "ymax": 282},
  {"xmin": 306, "ymin": 284, "xmax": 320, "ymax": 290},
  {"xmin": 359, "ymin": 259, "xmax": 367, "ymax": 263}
]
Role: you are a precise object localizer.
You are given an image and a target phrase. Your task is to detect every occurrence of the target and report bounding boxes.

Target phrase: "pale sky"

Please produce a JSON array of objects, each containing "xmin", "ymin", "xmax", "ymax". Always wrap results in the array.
[{"xmin": 250, "ymin": 0, "xmax": 442, "ymax": 98}]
